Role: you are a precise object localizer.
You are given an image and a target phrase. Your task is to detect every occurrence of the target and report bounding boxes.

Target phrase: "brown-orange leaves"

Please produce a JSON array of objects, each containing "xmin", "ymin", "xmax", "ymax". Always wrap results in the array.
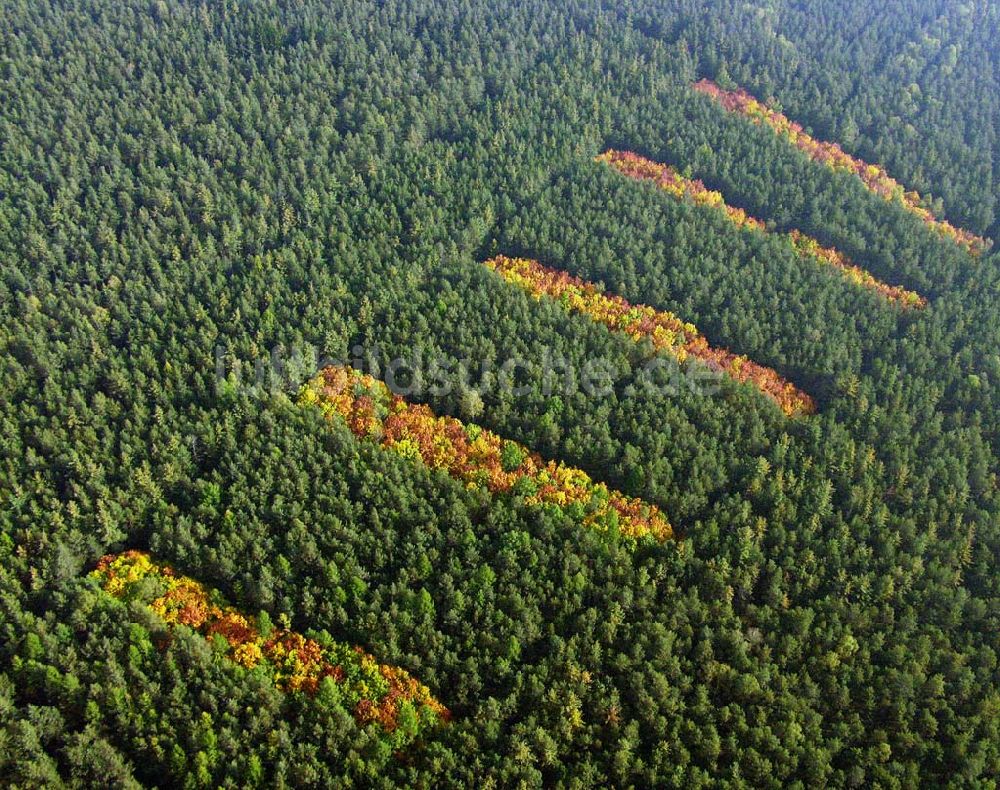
[
  {"xmin": 693, "ymin": 79, "xmax": 990, "ymax": 257},
  {"xmin": 485, "ymin": 255, "xmax": 815, "ymax": 417},
  {"xmin": 300, "ymin": 366, "xmax": 674, "ymax": 541},
  {"xmin": 597, "ymin": 150, "xmax": 925, "ymax": 308},
  {"xmin": 93, "ymin": 551, "xmax": 450, "ymax": 737}
]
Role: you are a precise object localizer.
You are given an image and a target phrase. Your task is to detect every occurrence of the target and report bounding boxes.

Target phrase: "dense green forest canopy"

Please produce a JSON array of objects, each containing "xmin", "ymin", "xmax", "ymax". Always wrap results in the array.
[{"xmin": 1, "ymin": 0, "xmax": 998, "ymax": 786}]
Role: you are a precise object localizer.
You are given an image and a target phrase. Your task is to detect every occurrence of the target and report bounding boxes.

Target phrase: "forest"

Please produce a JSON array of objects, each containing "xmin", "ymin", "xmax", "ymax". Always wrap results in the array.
[{"xmin": 1, "ymin": 0, "xmax": 999, "ymax": 787}]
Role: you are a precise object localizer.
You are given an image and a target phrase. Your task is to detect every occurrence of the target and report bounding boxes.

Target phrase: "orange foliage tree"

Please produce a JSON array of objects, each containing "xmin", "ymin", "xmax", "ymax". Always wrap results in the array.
[
  {"xmin": 485, "ymin": 255, "xmax": 815, "ymax": 417},
  {"xmin": 597, "ymin": 149, "xmax": 926, "ymax": 308},
  {"xmin": 93, "ymin": 551, "xmax": 450, "ymax": 736},
  {"xmin": 692, "ymin": 79, "xmax": 991, "ymax": 257},
  {"xmin": 300, "ymin": 366, "xmax": 674, "ymax": 541}
]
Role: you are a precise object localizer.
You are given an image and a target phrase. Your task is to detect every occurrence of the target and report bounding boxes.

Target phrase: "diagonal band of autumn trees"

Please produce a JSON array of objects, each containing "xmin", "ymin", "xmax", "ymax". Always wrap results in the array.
[
  {"xmin": 693, "ymin": 79, "xmax": 992, "ymax": 256},
  {"xmin": 300, "ymin": 367, "xmax": 673, "ymax": 541},
  {"xmin": 597, "ymin": 150, "xmax": 927, "ymax": 308},
  {"xmin": 93, "ymin": 551, "xmax": 450, "ymax": 743},
  {"xmin": 484, "ymin": 255, "xmax": 815, "ymax": 417}
]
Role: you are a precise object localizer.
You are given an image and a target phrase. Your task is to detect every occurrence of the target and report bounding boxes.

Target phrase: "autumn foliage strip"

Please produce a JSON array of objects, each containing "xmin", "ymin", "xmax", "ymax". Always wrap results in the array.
[
  {"xmin": 484, "ymin": 255, "xmax": 815, "ymax": 417},
  {"xmin": 692, "ymin": 79, "xmax": 991, "ymax": 256},
  {"xmin": 597, "ymin": 150, "xmax": 926, "ymax": 308},
  {"xmin": 93, "ymin": 551, "xmax": 450, "ymax": 736},
  {"xmin": 300, "ymin": 366, "xmax": 673, "ymax": 541}
]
